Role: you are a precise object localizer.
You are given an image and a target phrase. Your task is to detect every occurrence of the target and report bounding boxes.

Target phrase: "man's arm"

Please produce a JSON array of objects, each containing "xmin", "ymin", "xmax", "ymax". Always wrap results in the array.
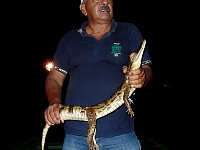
[{"xmin": 44, "ymin": 69, "xmax": 66, "ymax": 125}]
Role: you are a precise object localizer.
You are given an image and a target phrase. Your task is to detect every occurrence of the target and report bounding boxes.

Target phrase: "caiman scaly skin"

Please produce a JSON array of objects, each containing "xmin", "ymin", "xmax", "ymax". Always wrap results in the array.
[{"xmin": 41, "ymin": 39, "xmax": 146, "ymax": 150}]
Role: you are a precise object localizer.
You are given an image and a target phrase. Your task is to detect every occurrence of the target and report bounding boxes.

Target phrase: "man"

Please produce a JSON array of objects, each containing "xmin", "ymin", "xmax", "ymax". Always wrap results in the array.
[{"xmin": 44, "ymin": 0, "xmax": 152, "ymax": 149}]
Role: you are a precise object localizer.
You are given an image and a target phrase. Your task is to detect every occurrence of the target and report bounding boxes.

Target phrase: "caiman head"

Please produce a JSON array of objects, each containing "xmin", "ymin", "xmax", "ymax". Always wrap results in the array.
[{"xmin": 129, "ymin": 39, "xmax": 146, "ymax": 71}]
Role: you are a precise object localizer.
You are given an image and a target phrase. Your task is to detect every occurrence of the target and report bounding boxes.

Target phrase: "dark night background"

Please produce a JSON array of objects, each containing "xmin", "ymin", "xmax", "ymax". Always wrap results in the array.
[{"xmin": 4, "ymin": 0, "xmax": 193, "ymax": 149}]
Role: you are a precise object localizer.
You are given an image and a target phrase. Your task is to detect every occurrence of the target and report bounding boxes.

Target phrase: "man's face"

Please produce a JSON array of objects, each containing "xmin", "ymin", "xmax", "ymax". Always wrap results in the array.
[{"xmin": 80, "ymin": 0, "xmax": 113, "ymax": 23}]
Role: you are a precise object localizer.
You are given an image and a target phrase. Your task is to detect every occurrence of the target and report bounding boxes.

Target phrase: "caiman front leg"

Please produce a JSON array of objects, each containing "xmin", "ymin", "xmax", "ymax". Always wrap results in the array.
[{"xmin": 123, "ymin": 83, "xmax": 134, "ymax": 117}]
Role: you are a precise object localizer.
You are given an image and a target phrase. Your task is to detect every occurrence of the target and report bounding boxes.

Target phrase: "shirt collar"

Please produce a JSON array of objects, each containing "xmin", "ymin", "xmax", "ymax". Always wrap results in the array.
[{"xmin": 78, "ymin": 19, "xmax": 117, "ymax": 37}]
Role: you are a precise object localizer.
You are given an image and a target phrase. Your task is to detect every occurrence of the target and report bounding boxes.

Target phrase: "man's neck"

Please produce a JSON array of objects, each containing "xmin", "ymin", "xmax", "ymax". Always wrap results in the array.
[{"xmin": 86, "ymin": 22, "xmax": 112, "ymax": 40}]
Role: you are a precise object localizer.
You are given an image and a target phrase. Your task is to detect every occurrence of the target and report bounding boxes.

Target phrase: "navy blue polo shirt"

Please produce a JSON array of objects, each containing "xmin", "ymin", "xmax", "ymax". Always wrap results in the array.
[{"xmin": 53, "ymin": 20, "xmax": 151, "ymax": 137}]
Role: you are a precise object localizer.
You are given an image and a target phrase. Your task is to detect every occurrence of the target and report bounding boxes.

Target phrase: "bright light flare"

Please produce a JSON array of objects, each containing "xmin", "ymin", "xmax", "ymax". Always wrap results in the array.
[
  {"xmin": 42, "ymin": 58, "xmax": 67, "ymax": 75},
  {"xmin": 45, "ymin": 62, "xmax": 53, "ymax": 71},
  {"xmin": 42, "ymin": 58, "xmax": 54, "ymax": 72}
]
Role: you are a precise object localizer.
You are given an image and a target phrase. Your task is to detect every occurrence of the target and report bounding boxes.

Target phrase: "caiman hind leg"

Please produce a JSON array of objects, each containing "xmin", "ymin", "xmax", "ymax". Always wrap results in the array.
[{"xmin": 86, "ymin": 107, "xmax": 99, "ymax": 150}]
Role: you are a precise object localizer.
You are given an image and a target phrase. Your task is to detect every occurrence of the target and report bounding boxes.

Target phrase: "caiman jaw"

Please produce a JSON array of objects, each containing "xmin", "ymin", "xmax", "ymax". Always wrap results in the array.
[{"xmin": 130, "ymin": 39, "xmax": 146, "ymax": 71}]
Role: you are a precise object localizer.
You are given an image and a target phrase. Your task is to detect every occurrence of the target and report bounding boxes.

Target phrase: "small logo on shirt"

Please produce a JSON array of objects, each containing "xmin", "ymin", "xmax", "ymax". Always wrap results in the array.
[{"xmin": 111, "ymin": 43, "xmax": 121, "ymax": 57}]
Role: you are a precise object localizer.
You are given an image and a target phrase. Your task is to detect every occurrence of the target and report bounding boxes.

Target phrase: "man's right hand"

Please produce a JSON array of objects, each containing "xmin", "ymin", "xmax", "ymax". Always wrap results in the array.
[{"xmin": 44, "ymin": 103, "xmax": 62, "ymax": 126}]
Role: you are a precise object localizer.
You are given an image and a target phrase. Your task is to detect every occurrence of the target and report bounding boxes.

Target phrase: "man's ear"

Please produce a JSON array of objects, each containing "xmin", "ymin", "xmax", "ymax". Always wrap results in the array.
[{"xmin": 80, "ymin": 4, "xmax": 87, "ymax": 16}]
